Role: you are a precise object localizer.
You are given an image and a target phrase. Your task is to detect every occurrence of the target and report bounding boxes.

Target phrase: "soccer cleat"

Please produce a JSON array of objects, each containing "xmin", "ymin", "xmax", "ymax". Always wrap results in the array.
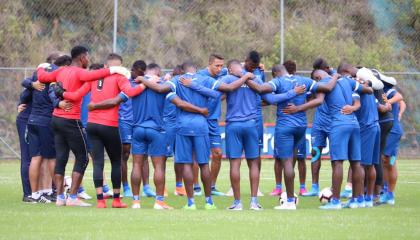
[
  {"xmin": 193, "ymin": 189, "xmax": 203, "ymax": 197},
  {"xmin": 340, "ymin": 189, "xmax": 352, "ymax": 199},
  {"xmin": 204, "ymin": 203, "xmax": 218, "ymax": 210},
  {"xmin": 103, "ymin": 189, "xmax": 114, "ymax": 199},
  {"xmin": 270, "ymin": 188, "xmax": 282, "ymax": 196},
  {"xmin": 112, "ymin": 199, "xmax": 128, "ymax": 208},
  {"xmin": 183, "ymin": 204, "xmax": 197, "ymax": 210},
  {"xmin": 365, "ymin": 200, "xmax": 374, "ymax": 208},
  {"xmin": 319, "ymin": 202, "xmax": 342, "ymax": 210},
  {"xmin": 142, "ymin": 188, "xmax": 156, "ymax": 197},
  {"xmin": 33, "ymin": 195, "xmax": 51, "ymax": 204},
  {"xmin": 96, "ymin": 199, "xmax": 107, "ymax": 208},
  {"xmin": 257, "ymin": 188, "xmax": 264, "ymax": 197},
  {"xmin": 379, "ymin": 193, "xmax": 395, "ymax": 205},
  {"xmin": 227, "ymin": 202, "xmax": 243, "ymax": 211},
  {"xmin": 66, "ymin": 198, "xmax": 91, "ymax": 207},
  {"xmin": 77, "ymin": 191, "xmax": 92, "ymax": 200},
  {"xmin": 55, "ymin": 197, "xmax": 66, "ymax": 207},
  {"xmin": 23, "ymin": 196, "xmax": 37, "ymax": 203},
  {"xmin": 123, "ymin": 187, "xmax": 133, "ymax": 198},
  {"xmin": 132, "ymin": 200, "xmax": 141, "ymax": 209},
  {"xmin": 302, "ymin": 188, "xmax": 319, "ymax": 197},
  {"xmin": 174, "ymin": 187, "xmax": 187, "ymax": 196},
  {"xmin": 211, "ymin": 189, "xmax": 226, "ymax": 196},
  {"xmin": 250, "ymin": 202, "xmax": 263, "ymax": 211},
  {"xmin": 154, "ymin": 200, "xmax": 174, "ymax": 210},
  {"xmin": 357, "ymin": 200, "xmax": 366, "ymax": 208},
  {"xmin": 299, "ymin": 188, "xmax": 308, "ymax": 196},
  {"xmin": 274, "ymin": 202, "xmax": 296, "ymax": 210},
  {"xmin": 342, "ymin": 199, "xmax": 358, "ymax": 209},
  {"xmin": 225, "ymin": 187, "xmax": 234, "ymax": 197}
]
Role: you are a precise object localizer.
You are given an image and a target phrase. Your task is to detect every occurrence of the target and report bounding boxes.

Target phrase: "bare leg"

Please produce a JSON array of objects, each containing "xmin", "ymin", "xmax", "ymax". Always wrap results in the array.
[
  {"xmin": 230, "ymin": 158, "xmax": 241, "ymax": 201},
  {"xmin": 247, "ymin": 158, "xmax": 260, "ymax": 197},
  {"xmin": 210, "ymin": 148, "xmax": 222, "ymax": 188}
]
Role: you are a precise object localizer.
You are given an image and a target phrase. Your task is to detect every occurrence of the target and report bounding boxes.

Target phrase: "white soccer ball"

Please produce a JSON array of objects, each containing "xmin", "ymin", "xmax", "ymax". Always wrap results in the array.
[
  {"xmin": 64, "ymin": 176, "xmax": 72, "ymax": 193},
  {"xmin": 318, "ymin": 187, "xmax": 333, "ymax": 205},
  {"xmin": 279, "ymin": 192, "xmax": 299, "ymax": 205}
]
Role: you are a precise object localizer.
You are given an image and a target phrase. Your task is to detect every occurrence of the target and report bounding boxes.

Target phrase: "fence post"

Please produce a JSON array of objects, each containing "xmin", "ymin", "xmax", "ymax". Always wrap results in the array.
[
  {"xmin": 113, "ymin": 0, "xmax": 118, "ymax": 53},
  {"xmin": 280, "ymin": 0, "xmax": 284, "ymax": 63}
]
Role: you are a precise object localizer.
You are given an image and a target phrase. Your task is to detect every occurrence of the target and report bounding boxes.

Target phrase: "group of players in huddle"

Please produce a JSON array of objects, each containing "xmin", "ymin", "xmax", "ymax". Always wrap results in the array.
[{"xmin": 16, "ymin": 45, "xmax": 405, "ymax": 210}]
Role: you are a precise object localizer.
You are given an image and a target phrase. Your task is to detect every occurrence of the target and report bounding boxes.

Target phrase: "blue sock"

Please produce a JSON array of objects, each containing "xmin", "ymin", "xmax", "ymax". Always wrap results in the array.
[
  {"xmin": 287, "ymin": 197, "xmax": 295, "ymax": 203},
  {"xmin": 188, "ymin": 198, "xmax": 195, "ymax": 206},
  {"xmin": 233, "ymin": 199, "xmax": 241, "ymax": 205},
  {"xmin": 58, "ymin": 193, "xmax": 65, "ymax": 200},
  {"xmin": 156, "ymin": 195, "xmax": 164, "ymax": 202},
  {"xmin": 300, "ymin": 184, "xmax": 305, "ymax": 190},
  {"xmin": 365, "ymin": 195, "xmax": 372, "ymax": 201},
  {"xmin": 251, "ymin": 197, "xmax": 258, "ymax": 204},
  {"xmin": 312, "ymin": 183, "xmax": 319, "ymax": 190},
  {"xmin": 383, "ymin": 182, "xmax": 389, "ymax": 193},
  {"xmin": 332, "ymin": 198, "xmax": 340, "ymax": 205},
  {"xmin": 69, "ymin": 194, "xmax": 77, "ymax": 200},
  {"xmin": 205, "ymin": 196, "xmax": 213, "ymax": 205},
  {"xmin": 211, "ymin": 185, "xmax": 216, "ymax": 191},
  {"xmin": 143, "ymin": 184, "xmax": 150, "ymax": 190},
  {"xmin": 176, "ymin": 182, "xmax": 183, "ymax": 188},
  {"xmin": 276, "ymin": 184, "xmax": 282, "ymax": 190},
  {"xmin": 133, "ymin": 195, "xmax": 140, "ymax": 201},
  {"xmin": 357, "ymin": 195, "xmax": 364, "ymax": 203},
  {"xmin": 77, "ymin": 186, "xmax": 84, "ymax": 194},
  {"xmin": 388, "ymin": 191, "xmax": 394, "ymax": 198},
  {"xmin": 123, "ymin": 182, "xmax": 129, "ymax": 188},
  {"xmin": 103, "ymin": 184, "xmax": 110, "ymax": 193},
  {"xmin": 193, "ymin": 184, "xmax": 201, "ymax": 190}
]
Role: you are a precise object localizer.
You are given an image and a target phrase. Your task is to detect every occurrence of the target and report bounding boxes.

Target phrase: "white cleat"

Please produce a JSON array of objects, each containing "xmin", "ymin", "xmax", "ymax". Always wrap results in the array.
[
  {"xmin": 225, "ymin": 187, "xmax": 234, "ymax": 197},
  {"xmin": 274, "ymin": 202, "xmax": 296, "ymax": 210},
  {"xmin": 257, "ymin": 188, "xmax": 264, "ymax": 197},
  {"xmin": 227, "ymin": 202, "xmax": 243, "ymax": 211},
  {"xmin": 77, "ymin": 191, "xmax": 92, "ymax": 200},
  {"xmin": 132, "ymin": 201, "xmax": 141, "ymax": 209},
  {"xmin": 250, "ymin": 202, "xmax": 263, "ymax": 211}
]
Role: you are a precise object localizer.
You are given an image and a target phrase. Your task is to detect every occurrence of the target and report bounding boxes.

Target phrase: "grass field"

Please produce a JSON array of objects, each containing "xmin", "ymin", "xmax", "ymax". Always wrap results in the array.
[{"xmin": 0, "ymin": 159, "xmax": 419, "ymax": 239}]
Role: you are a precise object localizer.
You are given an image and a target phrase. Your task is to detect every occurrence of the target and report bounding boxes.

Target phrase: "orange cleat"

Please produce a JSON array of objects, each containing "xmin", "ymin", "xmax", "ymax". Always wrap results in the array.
[
  {"xmin": 97, "ymin": 199, "xmax": 107, "ymax": 208},
  {"xmin": 154, "ymin": 200, "xmax": 174, "ymax": 210},
  {"xmin": 112, "ymin": 199, "xmax": 128, "ymax": 208},
  {"xmin": 174, "ymin": 187, "xmax": 187, "ymax": 196}
]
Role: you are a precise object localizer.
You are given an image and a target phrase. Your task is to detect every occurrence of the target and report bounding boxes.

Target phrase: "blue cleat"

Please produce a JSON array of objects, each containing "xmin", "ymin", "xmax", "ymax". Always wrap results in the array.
[
  {"xmin": 193, "ymin": 187, "xmax": 203, "ymax": 196},
  {"xmin": 319, "ymin": 201, "xmax": 342, "ymax": 210},
  {"xmin": 340, "ymin": 189, "xmax": 352, "ymax": 199},
  {"xmin": 302, "ymin": 188, "xmax": 319, "ymax": 197},
  {"xmin": 142, "ymin": 187, "xmax": 156, "ymax": 197},
  {"xmin": 342, "ymin": 199, "xmax": 358, "ymax": 209},
  {"xmin": 379, "ymin": 192, "xmax": 395, "ymax": 205},
  {"xmin": 211, "ymin": 189, "xmax": 226, "ymax": 196},
  {"xmin": 123, "ymin": 187, "xmax": 133, "ymax": 198}
]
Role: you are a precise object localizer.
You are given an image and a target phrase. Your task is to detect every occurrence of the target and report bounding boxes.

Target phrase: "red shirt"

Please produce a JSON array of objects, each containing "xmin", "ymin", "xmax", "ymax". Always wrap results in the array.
[
  {"xmin": 37, "ymin": 66, "xmax": 111, "ymax": 120},
  {"xmin": 63, "ymin": 74, "xmax": 145, "ymax": 127}
]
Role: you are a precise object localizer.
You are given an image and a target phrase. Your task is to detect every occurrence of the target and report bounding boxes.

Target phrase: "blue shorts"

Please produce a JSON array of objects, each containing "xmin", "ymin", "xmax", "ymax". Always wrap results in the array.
[
  {"xmin": 256, "ymin": 117, "xmax": 264, "ymax": 148},
  {"xmin": 311, "ymin": 127, "xmax": 329, "ymax": 148},
  {"xmin": 296, "ymin": 134, "xmax": 307, "ymax": 160},
  {"xmin": 360, "ymin": 124, "xmax": 381, "ymax": 166},
  {"xmin": 208, "ymin": 119, "xmax": 222, "ymax": 149},
  {"xmin": 27, "ymin": 124, "xmax": 56, "ymax": 158},
  {"xmin": 225, "ymin": 120, "xmax": 259, "ymax": 159},
  {"xmin": 274, "ymin": 126, "xmax": 306, "ymax": 159},
  {"xmin": 132, "ymin": 127, "xmax": 166, "ymax": 156},
  {"xmin": 119, "ymin": 120, "xmax": 133, "ymax": 144},
  {"xmin": 383, "ymin": 132, "xmax": 402, "ymax": 157},
  {"xmin": 329, "ymin": 124, "xmax": 361, "ymax": 161},
  {"xmin": 175, "ymin": 134, "xmax": 210, "ymax": 164},
  {"xmin": 164, "ymin": 124, "xmax": 176, "ymax": 157}
]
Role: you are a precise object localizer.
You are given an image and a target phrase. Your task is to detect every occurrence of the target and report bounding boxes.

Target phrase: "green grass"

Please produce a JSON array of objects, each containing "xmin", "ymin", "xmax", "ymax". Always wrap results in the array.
[{"xmin": 1, "ymin": 159, "xmax": 419, "ymax": 239}]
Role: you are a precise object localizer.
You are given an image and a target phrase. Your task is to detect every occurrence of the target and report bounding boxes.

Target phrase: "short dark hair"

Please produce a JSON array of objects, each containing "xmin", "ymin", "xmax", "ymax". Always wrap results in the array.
[
  {"xmin": 107, "ymin": 53, "xmax": 123, "ymax": 63},
  {"xmin": 132, "ymin": 60, "xmax": 147, "ymax": 71},
  {"xmin": 313, "ymin": 58, "xmax": 329, "ymax": 70},
  {"xmin": 247, "ymin": 50, "xmax": 261, "ymax": 64},
  {"xmin": 46, "ymin": 53, "xmax": 61, "ymax": 64},
  {"xmin": 209, "ymin": 54, "xmax": 224, "ymax": 64},
  {"xmin": 310, "ymin": 69, "xmax": 317, "ymax": 80},
  {"xmin": 227, "ymin": 59, "xmax": 241, "ymax": 69},
  {"xmin": 283, "ymin": 60, "xmax": 296, "ymax": 74},
  {"xmin": 172, "ymin": 65, "xmax": 184, "ymax": 76},
  {"xmin": 89, "ymin": 63, "xmax": 104, "ymax": 70},
  {"xmin": 54, "ymin": 55, "xmax": 72, "ymax": 67},
  {"xmin": 181, "ymin": 60, "xmax": 196, "ymax": 71},
  {"xmin": 272, "ymin": 64, "xmax": 284, "ymax": 77},
  {"xmin": 147, "ymin": 63, "xmax": 160, "ymax": 71},
  {"xmin": 337, "ymin": 62, "xmax": 352, "ymax": 74},
  {"xmin": 71, "ymin": 45, "xmax": 89, "ymax": 59}
]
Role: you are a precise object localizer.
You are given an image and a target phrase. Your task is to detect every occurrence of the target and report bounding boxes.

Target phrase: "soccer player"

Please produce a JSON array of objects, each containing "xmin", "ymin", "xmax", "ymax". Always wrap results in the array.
[
  {"xmin": 36, "ymin": 45, "xmax": 130, "ymax": 207},
  {"xmin": 381, "ymin": 78, "xmax": 405, "ymax": 205},
  {"xmin": 247, "ymin": 62, "xmax": 338, "ymax": 210},
  {"xmin": 60, "ymin": 53, "xmax": 146, "ymax": 208},
  {"xmin": 196, "ymin": 54, "xmax": 228, "ymax": 196}
]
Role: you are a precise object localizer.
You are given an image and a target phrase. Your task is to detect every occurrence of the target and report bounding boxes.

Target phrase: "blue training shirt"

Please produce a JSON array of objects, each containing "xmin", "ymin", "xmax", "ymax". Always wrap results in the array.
[
  {"xmin": 197, "ymin": 67, "xmax": 227, "ymax": 120},
  {"xmin": 80, "ymin": 92, "xmax": 91, "ymax": 128},
  {"xmin": 385, "ymin": 87, "xmax": 404, "ymax": 135},
  {"xmin": 312, "ymin": 77, "xmax": 332, "ymax": 132},
  {"xmin": 250, "ymin": 68, "xmax": 265, "ymax": 120},
  {"xmin": 355, "ymin": 91, "xmax": 379, "ymax": 130},
  {"xmin": 268, "ymin": 75, "xmax": 318, "ymax": 127},
  {"xmin": 118, "ymin": 78, "xmax": 135, "ymax": 122}
]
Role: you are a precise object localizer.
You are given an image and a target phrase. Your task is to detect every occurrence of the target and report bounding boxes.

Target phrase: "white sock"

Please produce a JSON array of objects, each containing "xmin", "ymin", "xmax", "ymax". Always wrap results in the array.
[
  {"xmin": 41, "ymin": 189, "xmax": 53, "ymax": 194},
  {"xmin": 31, "ymin": 191, "xmax": 41, "ymax": 199}
]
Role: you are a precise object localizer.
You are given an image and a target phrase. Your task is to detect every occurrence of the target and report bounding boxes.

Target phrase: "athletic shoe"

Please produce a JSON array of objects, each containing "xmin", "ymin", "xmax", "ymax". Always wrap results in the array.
[
  {"xmin": 274, "ymin": 202, "xmax": 296, "ymax": 210},
  {"xmin": 250, "ymin": 202, "xmax": 263, "ymax": 211},
  {"xmin": 379, "ymin": 193, "xmax": 395, "ymax": 205},
  {"xmin": 270, "ymin": 188, "xmax": 282, "ymax": 196},
  {"xmin": 97, "ymin": 199, "xmax": 107, "ymax": 208},
  {"xmin": 225, "ymin": 187, "xmax": 234, "ymax": 197},
  {"xmin": 56, "ymin": 197, "xmax": 66, "ymax": 207},
  {"xmin": 142, "ymin": 188, "xmax": 156, "ymax": 197},
  {"xmin": 342, "ymin": 199, "xmax": 358, "ymax": 209},
  {"xmin": 227, "ymin": 202, "xmax": 243, "ymax": 211},
  {"xmin": 66, "ymin": 198, "xmax": 91, "ymax": 207},
  {"xmin": 365, "ymin": 200, "xmax": 374, "ymax": 208},
  {"xmin": 123, "ymin": 187, "xmax": 133, "ymax": 198},
  {"xmin": 299, "ymin": 188, "xmax": 308, "ymax": 196},
  {"xmin": 319, "ymin": 202, "xmax": 342, "ymax": 210},
  {"xmin": 112, "ymin": 199, "xmax": 128, "ymax": 208},
  {"xmin": 183, "ymin": 204, "xmax": 197, "ymax": 210},
  {"xmin": 357, "ymin": 200, "xmax": 366, "ymax": 208},
  {"xmin": 211, "ymin": 189, "xmax": 226, "ymax": 196},
  {"xmin": 154, "ymin": 200, "xmax": 174, "ymax": 210},
  {"xmin": 30, "ymin": 195, "xmax": 51, "ymax": 204},
  {"xmin": 174, "ymin": 187, "xmax": 187, "ymax": 196},
  {"xmin": 204, "ymin": 203, "xmax": 218, "ymax": 210},
  {"xmin": 257, "ymin": 188, "xmax": 264, "ymax": 197},
  {"xmin": 22, "ymin": 196, "xmax": 36, "ymax": 203},
  {"xmin": 77, "ymin": 191, "xmax": 92, "ymax": 200},
  {"xmin": 132, "ymin": 200, "xmax": 141, "ymax": 209},
  {"xmin": 340, "ymin": 189, "xmax": 352, "ymax": 198},
  {"xmin": 302, "ymin": 188, "xmax": 319, "ymax": 197},
  {"xmin": 104, "ymin": 189, "xmax": 114, "ymax": 199},
  {"xmin": 193, "ymin": 189, "xmax": 203, "ymax": 197}
]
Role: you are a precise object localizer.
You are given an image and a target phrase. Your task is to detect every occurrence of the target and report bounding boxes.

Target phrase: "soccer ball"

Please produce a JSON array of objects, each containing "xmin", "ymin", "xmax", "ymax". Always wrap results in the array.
[
  {"xmin": 64, "ymin": 176, "xmax": 72, "ymax": 193},
  {"xmin": 318, "ymin": 187, "xmax": 333, "ymax": 205},
  {"xmin": 279, "ymin": 192, "xmax": 299, "ymax": 205}
]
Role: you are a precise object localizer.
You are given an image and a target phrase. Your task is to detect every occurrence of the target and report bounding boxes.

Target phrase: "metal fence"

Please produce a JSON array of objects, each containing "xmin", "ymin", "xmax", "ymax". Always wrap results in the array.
[{"xmin": 0, "ymin": 0, "xmax": 419, "ymax": 159}]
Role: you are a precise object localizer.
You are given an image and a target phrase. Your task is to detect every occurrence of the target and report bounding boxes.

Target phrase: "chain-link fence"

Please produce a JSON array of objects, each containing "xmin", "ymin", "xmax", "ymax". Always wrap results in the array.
[{"xmin": 0, "ymin": 0, "xmax": 419, "ymax": 159}]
